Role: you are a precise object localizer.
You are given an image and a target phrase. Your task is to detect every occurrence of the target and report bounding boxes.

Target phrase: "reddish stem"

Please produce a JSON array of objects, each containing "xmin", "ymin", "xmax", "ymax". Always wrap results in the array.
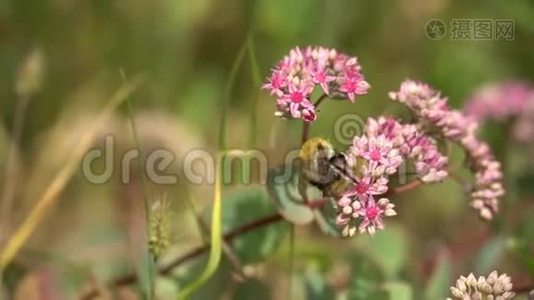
[
  {"xmin": 390, "ymin": 180, "xmax": 423, "ymax": 195},
  {"xmin": 80, "ymin": 213, "xmax": 283, "ymax": 299},
  {"xmin": 301, "ymin": 94, "xmax": 327, "ymax": 145}
]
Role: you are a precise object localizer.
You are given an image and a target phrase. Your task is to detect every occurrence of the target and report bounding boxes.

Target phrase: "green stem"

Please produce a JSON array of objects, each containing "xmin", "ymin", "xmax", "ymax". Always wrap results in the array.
[
  {"xmin": 219, "ymin": 37, "xmax": 248, "ymax": 150},
  {"xmin": 122, "ymin": 70, "xmax": 155, "ymax": 300},
  {"xmin": 247, "ymin": 34, "xmax": 261, "ymax": 149},
  {"xmin": 288, "ymin": 224, "xmax": 295, "ymax": 300},
  {"xmin": 0, "ymin": 95, "xmax": 30, "ymax": 240},
  {"xmin": 80, "ymin": 174, "xmax": 431, "ymax": 299}
]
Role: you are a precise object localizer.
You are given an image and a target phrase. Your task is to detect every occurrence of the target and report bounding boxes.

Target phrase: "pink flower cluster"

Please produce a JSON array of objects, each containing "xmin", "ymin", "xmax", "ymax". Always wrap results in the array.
[
  {"xmin": 262, "ymin": 46, "xmax": 370, "ymax": 122},
  {"xmin": 465, "ymin": 81, "xmax": 534, "ymax": 122},
  {"xmin": 366, "ymin": 117, "xmax": 449, "ymax": 183},
  {"xmin": 389, "ymin": 80, "xmax": 505, "ymax": 220},
  {"xmin": 335, "ymin": 117, "xmax": 449, "ymax": 237},
  {"xmin": 514, "ymin": 99, "xmax": 534, "ymax": 143},
  {"xmin": 336, "ymin": 133, "xmax": 400, "ymax": 237},
  {"xmin": 465, "ymin": 80, "xmax": 534, "ymax": 144}
]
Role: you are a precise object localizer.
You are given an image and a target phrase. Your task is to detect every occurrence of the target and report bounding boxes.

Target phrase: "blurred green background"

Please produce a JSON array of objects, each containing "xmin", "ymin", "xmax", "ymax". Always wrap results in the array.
[{"xmin": 1, "ymin": 0, "xmax": 534, "ymax": 299}]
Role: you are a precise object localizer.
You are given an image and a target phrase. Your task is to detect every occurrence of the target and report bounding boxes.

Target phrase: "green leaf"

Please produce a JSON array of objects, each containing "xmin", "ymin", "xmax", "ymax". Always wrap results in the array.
[
  {"xmin": 516, "ymin": 169, "xmax": 534, "ymax": 198},
  {"xmin": 511, "ymin": 212, "xmax": 534, "ymax": 277},
  {"xmin": 203, "ymin": 187, "xmax": 289, "ymax": 264},
  {"xmin": 313, "ymin": 200, "xmax": 341, "ymax": 237},
  {"xmin": 173, "ymin": 256, "xmax": 232, "ymax": 300},
  {"xmin": 234, "ymin": 279, "xmax": 271, "ymax": 300},
  {"xmin": 304, "ymin": 265, "xmax": 335, "ymax": 300},
  {"xmin": 474, "ymin": 235, "xmax": 506, "ymax": 274},
  {"xmin": 347, "ymin": 253, "xmax": 388, "ymax": 300},
  {"xmin": 155, "ymin": 276, "xmax": 179, "ymax": 299},
  {"xmin": 1, "ymin": 262, "xmax": 27, "ymax": 294},
  {"xmin": 266, "ymin": 164, "xmax": 315, "ymax": 225},
  {"xmin": 384, "ymin": 281, "xmax": 413, "ymax": 300},
  {"xmin": 355, "ymin": 226, "xmax": 408, "ymax": 278},
  {"xmin": 223, "ymin": 187, "xmax": 289, "ymax": 263},
  {"xmin": 424, "ymin": 252, "xmax": 452, "ymax": 300}
]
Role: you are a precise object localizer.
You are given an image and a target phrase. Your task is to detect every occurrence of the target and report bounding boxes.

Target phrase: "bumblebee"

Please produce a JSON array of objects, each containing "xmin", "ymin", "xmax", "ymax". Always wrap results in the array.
[{"xmin": 299, "ymin": 138, "xmax": 355, "ymax": 198}]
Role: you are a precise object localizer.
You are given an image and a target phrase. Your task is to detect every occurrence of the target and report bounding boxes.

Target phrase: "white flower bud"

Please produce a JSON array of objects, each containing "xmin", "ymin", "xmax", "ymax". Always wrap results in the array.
[
  {"xmin": 457, "ymin": 279, "xmax": 467, "ymax": 292},
  {"xmin": 467, "ymin": 273, "xmax": 477, "ymax": 286},
  {"xmin": 451, "ymin": 287, "xmax": 463, "ymax": 298},
  {"xmin": 487, "ymin": 271, "xmax": 498, "ymax": 284}
]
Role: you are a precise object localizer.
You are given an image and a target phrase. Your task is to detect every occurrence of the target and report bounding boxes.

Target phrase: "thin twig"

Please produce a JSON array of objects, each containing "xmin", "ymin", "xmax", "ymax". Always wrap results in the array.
[
  {"xmin": 389, "ymin": 180, "xmax": 423, "ymax": 195},
  {"xmin": 313, "ymin": 94, "xmax": 328, "ymax": 107},
  {"xmin": 185, "ymin": 190, "xmax": 247, "ymax": 280},
  {"xmin": 80, "ymin": 213, "xmax": 284, "ymax": 299},
  {"xmin": 80, "ymin": 173, "xmax": 429, "ymax": 299}
]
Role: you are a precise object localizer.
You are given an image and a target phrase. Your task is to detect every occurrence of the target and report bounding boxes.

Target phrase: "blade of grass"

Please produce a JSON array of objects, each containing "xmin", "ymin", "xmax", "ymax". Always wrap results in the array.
[
  {"xmin": 218, "ymin": 36, "xmax": 248, "ymax": 150},
  {"xmin": 121, "ymin": 70, "xmax": 155, "ymax": 299},
  {"xmin": 0, "ymin": 76, "xmax": 144, "ymax": 272},
  {"xmin": 184, "ymin": 189, "xmax": 246, "ymax": 281},
  {"xmin": 246, "ymin": 34, "xmax": 261, "ymax": 149},
  {"xmin": 246, "ymin": 35, "xmax": 261, "ymax": 87},
  {"xmin": 178, "ymin": 35, "xmax": 249, "ymax": 299},
  {"xmin": 177, "ymin": 156, "xmax": 223, "ymax": 300}
]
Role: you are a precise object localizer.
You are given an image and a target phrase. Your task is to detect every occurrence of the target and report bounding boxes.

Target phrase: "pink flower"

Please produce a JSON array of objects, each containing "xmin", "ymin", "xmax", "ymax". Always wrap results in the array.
[
  {"xmin": 389, "ymin": 80, "xmax": 505, "ymax": 219},
  {"xmin": 262, "ymin": 46, "xmax": 370, "ymax": 121},
  {"xmin": 309, "ymin": 67, "xmax": 336, "ymax": 95},
  {"xmin": 262, "ymin": 70, "xmax": 287, "ymax": 97},
  {"xmin": 462, "ymin": 81, "xmax": 534, "ymax": 144},
  {"xmin": 465, "ymin": 81, "xmax": 534, "ymax": 122},
  {"xmin": 336, "ymin": 195, "xmax": 397, "ymax": 237},
  {"xmin": 333, "ymin": 115, "xmax": 450, "ymax": 237},
  {"xmin": 276, "ymin": 82, "xmax": 316, "ymax": 122},
  {"xmin": 350, "ymin": 134, "xmax": 403, "ymax": 175},
  {"xmin": 282, "ymin": 82, "xmax": 312, "ymax": 104},
  {"xmin": 336, "ymin": 196, "xmax": 364, "ymax": 226},
  {"xmin": 339, "ymin": 75, "xmax": 370, "ymax": 102},
  {"xmin": 366, "ymin": 117, "xmax": 404, "ymax": 143},
  {"xmin": 355, "ymin": 197, "xmax": 396, "ymax": 236},
  {"xmin": 402, "ymin": 125, "xmax": 449, "ymax": 182},
  {"xmin": 344, "ymin": 175, "xmax": 389, "ymax": 200},
  {"xmin": 514, "ymin": 99, "xmax": 534, "ymax": 143}
]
